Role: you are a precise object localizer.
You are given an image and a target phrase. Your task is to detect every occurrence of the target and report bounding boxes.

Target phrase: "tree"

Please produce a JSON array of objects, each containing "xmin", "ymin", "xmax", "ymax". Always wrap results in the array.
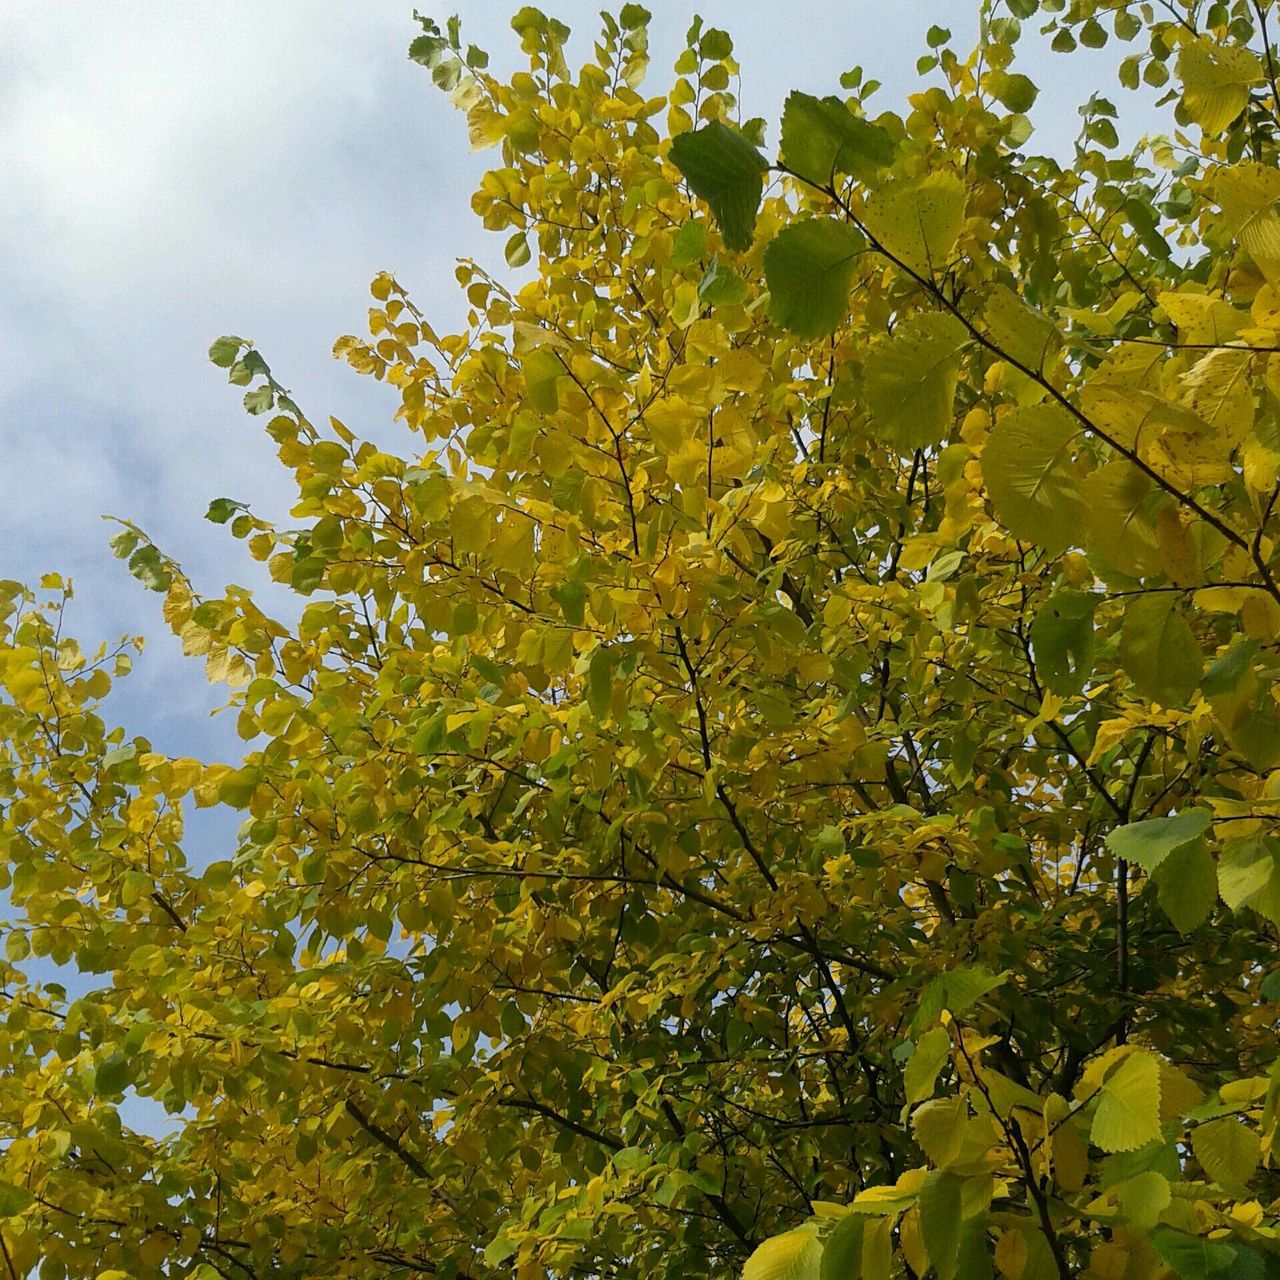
[{"xmin": 2, "ymin": 3, "xmax": 1280, "ymax": 1277}]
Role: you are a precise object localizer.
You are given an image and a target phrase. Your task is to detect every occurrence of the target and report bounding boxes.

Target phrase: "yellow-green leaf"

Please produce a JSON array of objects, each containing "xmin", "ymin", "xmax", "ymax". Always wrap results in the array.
[
  {"xmin": 1152, "ymin": 838, "xmax": 1217, "ymax": 934},
  {"xmin": 1192, "ymin": 1117, "xmax": 1259, "ymax": 1189},
  {"xmin": 1091, "ymin": 1049, "xmax": 1163, "ymax": 1153},
  {"xmin": 743, "ymin": 1226, "xmax": 824, "ymax": 1280},
  {"xmin": 863, "ymin": 312, "xmax": 970, "ymax": 449},
  {"xmin": 864, "ymin": 172, "xmax": 966, "ymax": 277},
  {"xmin": 982, "ymin": 404, "xmax": 1084, "ymax": 553},
  {"xmin": 1119, "ymin": 594, "xmax": 1202, "ymax": 708}
]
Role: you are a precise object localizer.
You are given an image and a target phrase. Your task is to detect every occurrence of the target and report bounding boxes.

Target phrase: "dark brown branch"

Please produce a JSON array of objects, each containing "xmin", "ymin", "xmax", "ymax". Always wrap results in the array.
[{"xmin": 345, "ymin": 1099, "xmax": 429, "ymax": 1179}]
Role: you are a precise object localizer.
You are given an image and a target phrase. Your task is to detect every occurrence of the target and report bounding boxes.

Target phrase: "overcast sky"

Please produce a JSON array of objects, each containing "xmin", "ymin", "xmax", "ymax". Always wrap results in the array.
[{"xmin": 0, "ymin": 2, "xmax": 1161, "ymax": 768}]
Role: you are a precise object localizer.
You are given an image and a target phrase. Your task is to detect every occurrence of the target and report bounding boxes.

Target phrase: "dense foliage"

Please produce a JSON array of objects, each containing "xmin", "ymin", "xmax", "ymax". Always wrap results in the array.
[{"xmin": 3, "ymin": 3, "xmax": 1280, "ymax": 1277}]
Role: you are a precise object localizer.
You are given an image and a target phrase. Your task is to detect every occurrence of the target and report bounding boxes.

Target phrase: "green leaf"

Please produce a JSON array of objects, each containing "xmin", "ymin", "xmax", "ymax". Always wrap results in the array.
[
  {"xmin": 1029, "ymin": 591, "xmax": 1097, "ymax": 696},
  {"xmin": 982, "ymin": 404, "xmax": 1085, "ymax": 553},
  {"xmin": 905, "ymin": 1026, "xmax": 952, "ymax": 1103},
  {"xmin": 1080, "ymin": 17, "xmax": 1107, "ymax": 47},
  {"xmin": 587, "ymin": 647, "xmax": 614, "ymax": 721},
  {"xmin": 451, "ymin": 599, "xmax": 479, "ymax": 636},
  {"xmin": 1083, "ymin": 462, "xmax": 1160, "ymax": 579},
  {"xmin": 483, "ymin": 1231, "xmax": 519, "ymax": 1268},
  {"xmin": 206, "ymin": 498, "xmax": 247, "ymax": 525},
  {"xmin": 990, "ymin": 71, "xmax": 1039, "ymax": 113},
  {"xmin": 918, "ymin": 1172, "xmax": 965, "ymax": 1280},
  {"xmin": 1152, "ymin": 838, "xmax": 1217, "ymax": 934},
  {"xmin": 671, "ymin": 220, "xmax": 707, "ymax": 268},
  {"xmin": 1201, "ymin": 639, "xmax": 1258, "ymax": 697},
  {"xmin": 1091, "ymin": 1049, "xmax": 1163, "ymax": 1153},
  {"xmin": 779, "ymin": 91, "xmax": 895, "ymax": 186},
  {"xmin": 670, "ymin": 121, "xmax": 769, "ymax": 252},
  {"xmin": 1117, "ymin": 1171, "xmax": 1171, "ymax": 1228},
  {"xmin": 1150, "ymin": 1228, "xmax": 1239, "ymax": 1280},
  {"xmin": 1119, "ymin": 594, "xmax": 1202, "ymax": 707},
  {"xmin": 127, "ymin": 544, "xmax": 174, "ymax": 592},
  {"xmin": 1192, "ymin": 1117, "xmax": 1260, "ymax": 1190},
  {"xmin": 1217, "ymin": 836, "xmax": 1280, "ymax": 925},
  {"xmin": 763, "ymin": 218, "xmax": 864, "ymax": 339},
  {"xmin": 0, "ymin": 1181, "xmax": 33, "ymax": 1219},
  {"xmin": 955, "ymin": 1217, "xmax": 994, "ymax": 1280},
  {"xmin": 551, "ymin": 580, "xmax": 586, "ymax": 626},
  {"xmin": 102, "ymin": 743, "xmax": 138, "ymax": 770},
  {"xmin": 243, "ymin": 385, "xmax": 274, "ymax": 415},
  {"xmin": 208, "ymin": 335, "xmax": 243, "ymax": 368},
  {"xmin": 505, "ymin": 231, "xmax": 531, "ymax": 268},
  {"xmin": 1177, "ymin": 36, "xmax": 1262, "ymax": 135},
  {"xmin": 819, "ymin": 1214, "xmax": 865, "ymax": 1280},
  {"xmin": 1106, "ymin": 809, "xmax": 1210, "ymax": 872},
  {"xmin": 95, "ymin": 1052, "xmax": 133, "ymax": 1097},
  {"xmin": 864, "ymin": 172, "xmax": 966, "ymax": 277},
  {"xmin": 914, "ymin": 967, "xmax": 1008, "ymax": 1030},
  {"xmin": 698, "ymin": 255, "xmax": 749, "ymax": 306},
  {"xmin": 863, "ymin": 312, "xmax": 970, "ymax": 449}
]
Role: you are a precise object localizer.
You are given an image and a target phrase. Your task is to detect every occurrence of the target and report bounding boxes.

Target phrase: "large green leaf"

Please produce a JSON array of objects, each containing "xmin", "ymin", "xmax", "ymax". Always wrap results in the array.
[
  {"xmin": 918, "ymin": 1172, "xmax": 965, "ymax": 1280},
  {"xmin": 1119, "ymin": 594, "xmax": 1202, "ymax": 707},
  {"xmin": 1150, "ymin": 1228, "xmax": 1239, "ymax": 1280},
  {"xmin": 863, "ymin": 312, "xmax": 970, "ymax": 448},
  {"xmin": 94, "ymin": 1052, "xmax": 134, "ymax": 1097},
  {"xmin": 780, "ymin": 91, "xmax": 895, "ymax": 186},
  {"xmin": 1152, "ymin": 838, "xmax": 1217, "ymax": 934},
  {"xmin": 904, "ymin": 1026, "xmax": 952, "ymax": 1104},
  {"xmin": 819, "ymin": 1214, "xmax": 865, "ymax": 1280},
  {"xmin": 864, "ymin": 172, "xmax": 966, "ymax": 276},
  {"xmin": 763, "ymin": 217, "xmax": 865, "ymax": 339},
  {"xmin": 1029, "ymin": 591, "xmax": 1097, "ymax": 696},
  {"xmin": 913, "ymin": 966, "xmax": 1008, "ymax": 1030},
  {"xmin": 954, "ymin": 1220, "xmax": 993, "ymax": 1280},
  {"xmin": 989, "ymin": 70, "xmax": 1039, "ymax": 114},
  {"xmin": 1083, "ymin": 461, "xmax": 1161, "ymax": 578},
  {"xmin": 982, "ymin": 404, "xmax": 1084, "ymax": 553},
  {"xmin": 1107, "ymin": 809, "xmax": 1210, "ymax": 871},
  {"xmin": 521, "ymin": 348, "xmax": 564, "ymax": 413},
  {"xmin": 670, "ymin": 121, "xmax": 769, "ymax": 252}
]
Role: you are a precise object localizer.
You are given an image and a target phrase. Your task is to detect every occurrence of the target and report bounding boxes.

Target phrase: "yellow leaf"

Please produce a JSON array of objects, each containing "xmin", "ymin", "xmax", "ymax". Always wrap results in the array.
[
  {"xmin": 742, "ymin": 1225, "xmax": 823, "ymax": 1280},
  {"xmin": 1177, "ymin": 36, "xmax": 1262, "ymax": 135}
]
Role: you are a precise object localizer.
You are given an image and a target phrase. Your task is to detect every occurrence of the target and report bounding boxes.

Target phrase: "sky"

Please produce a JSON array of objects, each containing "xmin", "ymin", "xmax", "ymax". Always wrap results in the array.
[{"xmin": 0, "ymin": 1, "xmax": 1162, "ymax": 767}]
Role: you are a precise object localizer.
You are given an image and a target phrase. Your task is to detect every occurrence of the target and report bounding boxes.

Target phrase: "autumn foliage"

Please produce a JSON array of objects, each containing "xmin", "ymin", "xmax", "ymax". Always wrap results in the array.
[{"xmin": 3, "ymin": 4, "xmax": 1280, "ymax": 1278}]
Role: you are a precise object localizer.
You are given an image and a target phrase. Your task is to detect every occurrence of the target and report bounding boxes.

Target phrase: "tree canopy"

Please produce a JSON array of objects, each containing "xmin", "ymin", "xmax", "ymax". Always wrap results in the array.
[{"xmin": 4, "ymin": 3, "xmax": 1280, "ymax": 1278}]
